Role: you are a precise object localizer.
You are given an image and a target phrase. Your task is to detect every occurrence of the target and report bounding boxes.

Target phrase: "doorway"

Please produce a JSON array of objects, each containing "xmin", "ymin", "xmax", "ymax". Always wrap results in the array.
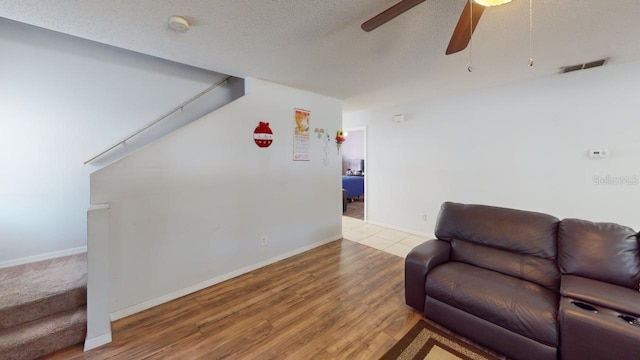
[{"xmin": 341, "ymin": 127, "xmax": 366, "ymax": 221}]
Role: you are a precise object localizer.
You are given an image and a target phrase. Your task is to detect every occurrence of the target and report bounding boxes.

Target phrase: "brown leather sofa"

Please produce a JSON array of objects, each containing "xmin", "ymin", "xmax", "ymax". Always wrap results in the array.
[{"xmin": 405, "ymin": 202, "xmax": 640, "ymax": 360}]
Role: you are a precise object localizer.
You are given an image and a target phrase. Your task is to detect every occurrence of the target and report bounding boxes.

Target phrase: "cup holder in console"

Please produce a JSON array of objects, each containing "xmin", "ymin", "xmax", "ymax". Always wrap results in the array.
[
  {"xmin": 618, "ymin": 315, "xmax": 640, "ymax": 327},
  {"xmin": 571, "ymin": 301, "xmax": 598, "ymax": 313}
]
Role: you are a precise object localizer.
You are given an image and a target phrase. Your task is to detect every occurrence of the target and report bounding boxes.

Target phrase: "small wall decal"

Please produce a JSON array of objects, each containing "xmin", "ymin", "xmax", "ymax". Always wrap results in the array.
[
  {"xmin": 254, "ymin": 122, "xmax": 273, "ymax": 148},
  {"xmin": 314, "ymin": 128, "xmax": 331, "ymax": 166}
]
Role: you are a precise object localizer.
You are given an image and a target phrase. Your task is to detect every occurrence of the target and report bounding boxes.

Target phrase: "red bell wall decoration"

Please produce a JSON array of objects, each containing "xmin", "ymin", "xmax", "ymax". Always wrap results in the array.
[{"xmin": 253, "ymin": 121, "xmax": 273, "ymax": 148}]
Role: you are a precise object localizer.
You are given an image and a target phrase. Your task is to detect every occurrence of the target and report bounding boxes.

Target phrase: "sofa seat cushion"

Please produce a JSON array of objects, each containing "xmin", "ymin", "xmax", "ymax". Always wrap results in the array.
[
  {"xmin": 426, "ymin": 262, "xmax": 559, "ymax": 347},
  {"xmin": 561, "ymin": 275, "xmax": 640, "ymax": 316}
]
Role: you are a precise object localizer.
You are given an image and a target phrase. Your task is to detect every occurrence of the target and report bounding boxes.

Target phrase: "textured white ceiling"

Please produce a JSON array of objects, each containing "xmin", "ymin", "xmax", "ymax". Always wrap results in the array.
[{"xmin": 2, "ymin": 0, "xmax": 640, "ymax": 111}]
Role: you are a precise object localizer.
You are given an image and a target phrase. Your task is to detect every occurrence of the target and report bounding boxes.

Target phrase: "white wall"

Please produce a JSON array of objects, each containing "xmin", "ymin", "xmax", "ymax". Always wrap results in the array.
[
  {"xmin": 90, "ymin": 78, "xmax": 343, "ymax": 315},
  {"xmin": 0, "ymin": 18, "xmax": 236, "ymax": 264},
  {"xmin": 344, "ymin": 61, "xmax": 640, "ymax": 236}
]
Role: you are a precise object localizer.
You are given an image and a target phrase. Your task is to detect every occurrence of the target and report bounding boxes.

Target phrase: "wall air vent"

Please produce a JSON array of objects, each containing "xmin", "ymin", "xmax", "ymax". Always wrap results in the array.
[
  {"xmin": 583, "ymin": 59, "xmax": 606, "ymax": 69},
  {"xmin": 560, "ymin": 59, "xmax": 607, "ymax": 74}
]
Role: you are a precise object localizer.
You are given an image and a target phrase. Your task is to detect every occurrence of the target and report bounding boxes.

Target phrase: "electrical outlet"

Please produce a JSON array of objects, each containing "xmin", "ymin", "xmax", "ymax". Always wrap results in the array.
[
  {"xmin": 261, "ymin": 236, "xmax": 268, "ymax": 246},
  {"xmin": 421, "ymin": 214, "xmax": 427, "ymax": 222}
]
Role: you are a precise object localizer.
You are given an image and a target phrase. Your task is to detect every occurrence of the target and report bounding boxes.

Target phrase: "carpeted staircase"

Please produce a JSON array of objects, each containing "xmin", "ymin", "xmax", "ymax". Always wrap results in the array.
[{"xmin": 0, "ymin": 253, "xmax": 87, "ymax": 360}]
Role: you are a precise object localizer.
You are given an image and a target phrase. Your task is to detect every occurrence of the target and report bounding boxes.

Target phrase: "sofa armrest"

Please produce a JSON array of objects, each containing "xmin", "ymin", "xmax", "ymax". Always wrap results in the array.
[
  {"xmin": 561, "ymin": 275, "xmax": 640, "ymax": 316},
  {"xmin": 405, "ymin": 239, "xmax": 451, "ymax": 312}
]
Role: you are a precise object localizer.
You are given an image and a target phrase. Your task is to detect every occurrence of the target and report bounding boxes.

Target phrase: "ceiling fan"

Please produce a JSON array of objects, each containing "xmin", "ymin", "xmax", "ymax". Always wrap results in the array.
[{"xmin": 361, "ymin": 0, "xmax": 513, "ymax": 55}]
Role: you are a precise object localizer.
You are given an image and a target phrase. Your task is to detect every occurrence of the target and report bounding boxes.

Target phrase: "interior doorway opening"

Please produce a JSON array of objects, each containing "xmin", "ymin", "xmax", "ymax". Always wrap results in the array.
[{"xmin": 341, "ymin": 127, "xmax": 366, "ymax": 221}]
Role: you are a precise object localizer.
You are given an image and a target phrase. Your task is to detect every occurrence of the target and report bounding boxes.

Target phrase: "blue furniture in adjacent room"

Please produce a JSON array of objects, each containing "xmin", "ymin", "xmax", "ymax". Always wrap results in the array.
[{"xmin": 342, "ymin": 175, "xmax": 364, "ymax": 200}]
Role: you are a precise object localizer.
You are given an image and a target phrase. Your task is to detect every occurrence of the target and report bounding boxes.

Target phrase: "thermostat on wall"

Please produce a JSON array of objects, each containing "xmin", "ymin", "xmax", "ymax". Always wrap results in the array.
[
  {"xmin": 392, "ymin": 114, "xmax": 404, "ymax": 123},
  {"xmin": 588, "ymin": 149, "xmax": 609, "ymax": 159}
]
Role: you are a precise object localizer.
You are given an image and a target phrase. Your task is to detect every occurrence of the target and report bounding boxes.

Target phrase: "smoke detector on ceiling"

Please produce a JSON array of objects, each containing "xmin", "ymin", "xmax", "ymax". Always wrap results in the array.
[{"xmin": 169, "ymin": 16, "xmax": 190, "ymax": 32}]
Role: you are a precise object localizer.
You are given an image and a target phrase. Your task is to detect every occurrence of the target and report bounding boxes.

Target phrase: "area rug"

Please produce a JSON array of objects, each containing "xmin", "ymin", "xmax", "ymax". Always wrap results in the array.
[{"xmin": 380, "ymin": 320, "xmax": 504, "ymax": 360}]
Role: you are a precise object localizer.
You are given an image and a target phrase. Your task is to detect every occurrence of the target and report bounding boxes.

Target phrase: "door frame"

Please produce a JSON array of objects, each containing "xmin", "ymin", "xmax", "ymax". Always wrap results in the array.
[{"xmin": 343, "ymin": 126, "xmax": 367, "ymax": 222}]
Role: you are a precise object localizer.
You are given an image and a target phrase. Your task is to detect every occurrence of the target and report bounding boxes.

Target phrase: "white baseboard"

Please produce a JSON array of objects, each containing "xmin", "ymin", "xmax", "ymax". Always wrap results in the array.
[
  {"xmin": 365, "ymin": 219, "xmax": 432, "ymax": 239},
  {"xmin": 109, "ymin": 235, "xmax": 342, "ymax": 321},
  {"xmin": 0, "ymin": 246, "xmax": 87, "ymax": 269},
  {"xmin": 84, "ymin": 332, "xmax": 112, "ymax": 351}
]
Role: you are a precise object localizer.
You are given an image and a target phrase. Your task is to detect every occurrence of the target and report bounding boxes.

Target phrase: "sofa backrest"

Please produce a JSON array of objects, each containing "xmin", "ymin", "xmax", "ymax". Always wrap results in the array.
[
  {"xmin": 559, "ymin": 219, "xmax": 640, "ymax": 290},
  {"xmin": 435, "ymin": 202, "xmax": 561, "ymax": 290}
]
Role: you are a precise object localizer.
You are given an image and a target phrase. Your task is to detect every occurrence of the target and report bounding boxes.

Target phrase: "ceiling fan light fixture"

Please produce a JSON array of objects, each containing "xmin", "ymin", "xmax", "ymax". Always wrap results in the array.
[{"xmin": 473, "ymin": 0, "xmax": 513, "ymax": 7}]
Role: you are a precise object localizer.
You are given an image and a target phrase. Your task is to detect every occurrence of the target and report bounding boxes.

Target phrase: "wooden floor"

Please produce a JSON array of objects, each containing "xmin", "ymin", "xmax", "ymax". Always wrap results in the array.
[
  {"xmin": 44, "ymin": 239, "xmax": 420, "ymax": 360},
  {"xmin": 343, "ymin": 198, "xmax": 364, "ymax": 220}
]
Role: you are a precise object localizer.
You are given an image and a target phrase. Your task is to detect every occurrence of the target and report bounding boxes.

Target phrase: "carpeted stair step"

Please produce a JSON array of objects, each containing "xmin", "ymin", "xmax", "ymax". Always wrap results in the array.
[
  {"xmin": 0, "ymin": 253, "xmax": 87, "ymax": 330},
  {"xmin": 0, "ymin": 306, "xmax": 87, "ymax": 360}
]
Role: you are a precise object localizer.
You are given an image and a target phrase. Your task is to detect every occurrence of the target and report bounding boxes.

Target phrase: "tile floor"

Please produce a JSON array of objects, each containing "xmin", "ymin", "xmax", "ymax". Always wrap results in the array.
[{"xmin": 342, "ymin": 216, "xmax": 431, "ymax": 258}]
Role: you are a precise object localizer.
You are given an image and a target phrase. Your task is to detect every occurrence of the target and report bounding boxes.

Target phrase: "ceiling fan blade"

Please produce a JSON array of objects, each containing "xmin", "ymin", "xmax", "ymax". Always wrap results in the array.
[
  {"xmin": 361, "ymin": 0, "xmax": 426, "ymax": 32},
  {"xmin": 446, "ymin": 1, "xmax": 485, "ymax": 55}
]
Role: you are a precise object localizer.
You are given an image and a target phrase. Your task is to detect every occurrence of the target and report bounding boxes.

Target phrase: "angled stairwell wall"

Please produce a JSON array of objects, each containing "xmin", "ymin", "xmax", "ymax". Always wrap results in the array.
[
  {"xmin": 85, "ymin": 76, "xmax": 245, "ymax": 168},
  {"xmin": 0, "ymin": 17, "xmax": 240, "ymax": 268},
  {"xmin": 87, "ymin": 78, "xmax": 343, "ymax": 347}
]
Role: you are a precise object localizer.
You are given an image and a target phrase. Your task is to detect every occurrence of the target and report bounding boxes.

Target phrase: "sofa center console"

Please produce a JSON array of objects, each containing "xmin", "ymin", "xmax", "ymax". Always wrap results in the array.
[{"xmin": 560, "ymin": 297, "xmax": 640, "ymax": 360}]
